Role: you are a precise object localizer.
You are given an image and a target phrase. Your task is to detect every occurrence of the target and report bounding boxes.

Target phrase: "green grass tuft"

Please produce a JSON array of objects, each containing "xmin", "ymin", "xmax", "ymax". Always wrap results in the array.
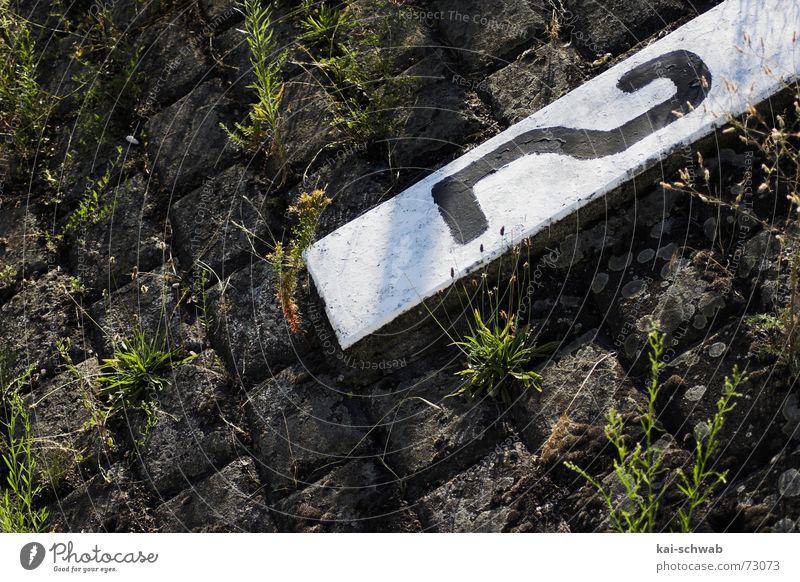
[
  {"xmin": 450, "ymin": 308, "xmax": 553, "ymax": 404},
  {"xmin": 97, "ymin": 330, "xmax": 196, "ymax": 437},
  {"xmin": 299, "ymin": 1, "xmax": 353, "ymax": 54}
]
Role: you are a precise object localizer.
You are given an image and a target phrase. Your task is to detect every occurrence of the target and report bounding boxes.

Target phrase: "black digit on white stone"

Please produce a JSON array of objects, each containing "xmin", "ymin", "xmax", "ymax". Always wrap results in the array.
[{"xmin": 432, "ymin": 50, "xmax": 712, "ymax": 244}]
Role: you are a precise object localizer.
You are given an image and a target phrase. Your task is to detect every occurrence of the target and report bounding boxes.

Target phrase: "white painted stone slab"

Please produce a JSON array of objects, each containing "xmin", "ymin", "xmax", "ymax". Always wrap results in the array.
[{"xmin": 306, "ymin": 0, "xmax": 800, "ymax": 349}]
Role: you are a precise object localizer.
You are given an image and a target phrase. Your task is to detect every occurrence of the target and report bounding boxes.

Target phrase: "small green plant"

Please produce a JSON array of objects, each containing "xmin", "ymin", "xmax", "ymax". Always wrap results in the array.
[
  {"xmin": 0, "ymin": 352, "xmax": 49, "ymax": 533},
  {"xmin": 192, "ymin": 267, "xmax": 212, "ymax": 334},
  {"xmin": 62, "ymin": 145, "xmax": 123, "ymax": 237},
  {"xmin": 267, "ymin": 189, "xmax": 331, "ymax": 333},
  {"xmin": 449, "ymin": 308, "xmax": 552, "ymax": 404},
  {"xmin": 60, "ymin": 275, "xmax": 87, "ymax": 297},
  {"xmin": 187, "ymin": 261, "xmax": 232, "ymax": 337},
  {"xmin": 747, "ymin": 312, "xmax": 800, "ymax": 375},
  {"xmin": 0, "ymin": 0, "xmax": 49, "ymax": 175},
  {"xmin": 299, "ymin": 1, "xmax": 354, "ymax": 56},
  {"xmin": 221, "ymin": 0, "xmax": 288, "ymax": 171},
  {"xmin": 675, "ymin": 367, "xmax": 744, "ymax": 532},
  {"xmin": 97, "ymin": 330, "xmax": 196, "ymax": 437},
  {"xmin": 298, "ymin": 0, "xmax": 411, "ymax": 146},
  {"xmin": 566, "ymin": 330, "xmax": 669, "ymax": 532},
  {"xmin": 428, "ymin": 245, "xmax": 557, "ymax": 405},
  {"xmin": 0, "ymin": 264, "xmax": 17, "ymax": 290},
  {"xmin": 566, "ymin": 329, "xmax": 745, "ymax": 532}
]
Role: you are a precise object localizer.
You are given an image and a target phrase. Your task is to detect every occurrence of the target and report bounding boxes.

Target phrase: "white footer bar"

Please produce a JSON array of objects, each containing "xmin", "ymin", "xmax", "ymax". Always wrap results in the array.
[{"xmin": 1, "ymin": 533, "xmax": 797, "ymax": 580}]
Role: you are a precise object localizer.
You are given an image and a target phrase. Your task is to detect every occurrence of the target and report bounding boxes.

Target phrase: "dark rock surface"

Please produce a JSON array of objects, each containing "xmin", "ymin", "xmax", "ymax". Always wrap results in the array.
[
  {"xmin": 386, "ymin": 54, "xmax": 492, "ymax": 169},
  {"xmin": 28, "ymin": 359, "xmax": 110, "ymax": 490},
  {"xmin": 88, "ymin": 267, "xmax": 203, "ymax": 359},
  {"xmin": 565, "ymin": 0, "xmax": 689, "ymax": 59},
  {"xmin": 49, "ymin": 463, "xmax": 156, "ymax": 533},
  {"xmin": 145, "ymin": 78, "xmax": 238, "ymax": 194},
  {"xmin": 661, "ymin": 325, "xmax": 790, "ymax": 465},
  {"xmin": 595, "ymin": 249, "xmax": 740, "ymax": 371},
  {"xmin": 0, "ymin": 202, "xmax": 48, "ymax": 296},
  {"xmin": 362, "ymin": 371, "xmax": 513, "ymax": 498},
  {"xmin": 0, "ymin": 271, "xmax": 90, "ymax": 378},
  {"xmin": 171, "ymin": 164, "xmax": 280, "ymax": 277},
  {"xmin": 208, "ymin": 260, "xmax": 308, "ymax": 385},
  {"xmin": 135, "ymin": 354, "xmax": 241, "ymax": 498},
  {"xmin": 65, "ymin": 173, "xmax": 167, "ymax": 294},
  {"xmin": 138, "ymin": 17, "xmax": 212, "ymax": 112},
  {"xmin": 274, "ymin": 458, "xmax": 421, "ymax": 532},
  {"xmin": 511, "ymin": 344, "xmax": 645, "ymax": 454},
  {"xmin": 432, "ymin": 0, "xmax": 548, "ymax": 73},
  {"xmin": 417, "ymin": 441, "xmax": 551, "ymax": 532},
  {"xmin": 485, "ymin": 44, "xmax": 584, "ymax": 124},
  {"xmin": 153, "ymin": 457, "xmax": 277, "ymax": 532},
  {"xmin": 710, "ymin": 446, "xmax": 800, "ymax": 532},
  {"xmin": 244, "ymin": 365, "xmax": 369, "ymax": 494}
]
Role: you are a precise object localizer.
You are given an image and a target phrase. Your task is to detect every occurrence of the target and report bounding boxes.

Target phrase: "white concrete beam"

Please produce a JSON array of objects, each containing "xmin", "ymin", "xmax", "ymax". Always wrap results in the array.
[{"xmin": 305, "ymin": 0, "xmax": 800, "ymax": 349}]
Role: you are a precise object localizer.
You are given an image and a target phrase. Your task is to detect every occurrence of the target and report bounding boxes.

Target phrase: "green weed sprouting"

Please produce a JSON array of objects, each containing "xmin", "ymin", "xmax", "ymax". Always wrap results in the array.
[
  {"xmin": 566, "ymin": 329, "xmax": 745, "ymax": 533},
  {"xmin": 62, "ymin": 145, "xmax": 124, "ymax": 238},
  {"xmin": 0, "ymin": 264, "xmax": 17, "ymax": 291},
  {"xmin": 298, "ymin": 0, "xmax": 410, "ymax": 146},
  {"xmin": 193, "ymin": 267, "xmax": 213, "ymax": 334},
  {"xmin": 97, "ymin": 330, "xmax": 196, "ymax": 438},
  {"xmin": 676, "ymin": 367, "xmax": 744, "ymax": 532},
  {"xmin": 299, "ymin": 1, "xmax": 353, "ymax": 54},
  {"xmin": 427, "ymin": 245, "xmax": 557, "ymax": 405},
  {"xmin": 221, "ymin": 0, "xmax": 288, "ymax": 172},
  {"xmin": 747, "ymin": 312, "xmax": 800, "ymax": 376},
  {"xmin": 449, "ymin": 308, "xmax": 553, "ymax": 404},
  {"xmin": 730, "ymin": 99, "xmax": 800, "ymax": 377},
  {"xmin": 0, "ymin": 0, "xmax": 48, "ymax": 175},
  {"xmin": 566, "ymin": 330, "xmax": 669, "ymax": 533},
  {"xmin": 55, "ymin": 337, "xmax": 113, "ymax": 450},
  {"xmin": 0, "ymin": 351, "xmax": 49, "ymax": 533},
  {"xmin": 267, "ymin": 189, "xmax": 331, "ymax": 333}
]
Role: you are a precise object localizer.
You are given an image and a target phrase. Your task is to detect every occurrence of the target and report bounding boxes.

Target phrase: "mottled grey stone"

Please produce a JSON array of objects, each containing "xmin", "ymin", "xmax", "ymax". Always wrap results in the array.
[
  {"xmin": 566, "ymin": 0, "xmax": 689, "ymax": 59},
  {"xmin": 361, "ymin": 370, "xmax": 515, "ymax": 498},
  {"xmin": 485, "ymin": 44, "xmax": 583, "ymax": 124},
  {"xmin": 0, "ymin": 271, "xmax": 89, "ymax": 378},
  {"xmin": 136, "ymin": 355, "xmax": 240, "ymax": 497},
  {"xmin": 417, "ymin": 441, "xmax": 550, "ymax": 532},
  {"xmin": 145, "ymin": 78, "xmax": 238, "ymax": 195},
  {"xmin": 154, "ymin": 457, "xmax": 277, "ymax": 532},
  {"xmin": 433, "ymin": 0, "xmax": 547, "ymax": 73},
  {"xmin": 245, "ymin": 365, "xmax": 369, "ymax": 493},
  {"xmin": 208, "ymin": 260, "xmax": 308, "ymax": 384},
  {"xmin": 274, "ymin": 459, "xmax": 421, "ymax": 532},
  {"xmin": 511, "ymin": 344, "xmax": 643, "ymax": 453},
  {"xmin": 171, "ymin": 164, "xmax": 280, "ymax": 277}
]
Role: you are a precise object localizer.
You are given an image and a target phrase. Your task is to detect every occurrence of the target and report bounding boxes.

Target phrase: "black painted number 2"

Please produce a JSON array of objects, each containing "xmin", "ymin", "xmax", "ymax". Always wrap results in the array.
[{"xmin": 432, "ymin": 50, "xmax": 712, "ymax": 244}]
